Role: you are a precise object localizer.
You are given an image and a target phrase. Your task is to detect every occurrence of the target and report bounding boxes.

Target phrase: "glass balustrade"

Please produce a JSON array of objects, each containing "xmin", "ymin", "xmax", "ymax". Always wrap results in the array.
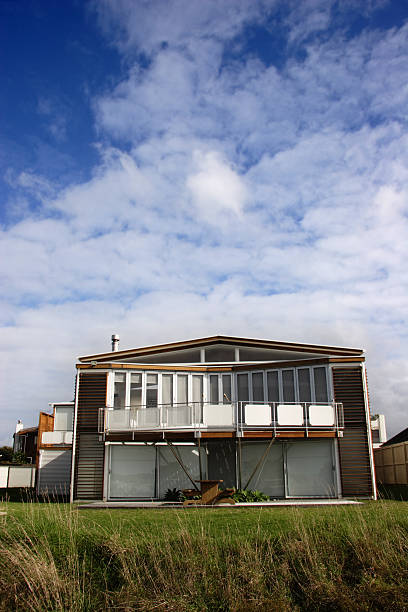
[{"xmin": 99, "ymin": 402, "xmax": 344, "ymax": 434}]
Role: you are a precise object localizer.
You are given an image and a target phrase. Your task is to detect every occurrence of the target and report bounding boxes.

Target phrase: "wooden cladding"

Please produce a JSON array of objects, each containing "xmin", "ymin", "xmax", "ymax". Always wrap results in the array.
[
  {"xmin": 332, "ymin": 367, "xmax": 373, "ymax": 497},
  {"xmin": 332, "ymin": 368, "xmax": 366, "ymax": 427},
  {"xmin": 74, "ymin": 373, "xmax": 107, "ymax": 500},
  {"xmin": 74, "ymin": 434, "xmax": 104, "ymax": 499},
  {"xmin": 77, "ymin": 373, "xmax": 107, "ymax": 431},
  {"xmin": 338, "ymin": 429, "xmax": 373, "ymax": 496}
]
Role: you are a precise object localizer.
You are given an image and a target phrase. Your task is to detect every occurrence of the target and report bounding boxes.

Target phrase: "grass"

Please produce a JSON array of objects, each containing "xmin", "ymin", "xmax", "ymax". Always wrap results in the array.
[{"xmin": 0, "ymin": 500, "xmax": 407, "ymax": 610}]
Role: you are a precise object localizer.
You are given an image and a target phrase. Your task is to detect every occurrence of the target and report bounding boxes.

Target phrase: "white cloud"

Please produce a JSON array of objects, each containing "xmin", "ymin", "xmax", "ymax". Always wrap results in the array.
[
  {"xmin": 187, "ymin": 151, "xmax": 248, "ymax": 220},
  {"xmin": 1, "ymin": 0, "xmax": 408, "ymax": 444}
]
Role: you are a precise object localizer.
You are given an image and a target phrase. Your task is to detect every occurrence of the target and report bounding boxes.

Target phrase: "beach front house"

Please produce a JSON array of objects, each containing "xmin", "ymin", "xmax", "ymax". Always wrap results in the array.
[{"xmin": 70, "ymin": 335, "xmax": 376, "ymax": 501}]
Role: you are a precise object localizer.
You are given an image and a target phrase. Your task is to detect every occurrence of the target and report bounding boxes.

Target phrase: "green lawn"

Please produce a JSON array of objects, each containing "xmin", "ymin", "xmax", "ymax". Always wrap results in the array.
[{"xmin": 0, "ymin": 501, "xmax": 407, "ymax": 611}]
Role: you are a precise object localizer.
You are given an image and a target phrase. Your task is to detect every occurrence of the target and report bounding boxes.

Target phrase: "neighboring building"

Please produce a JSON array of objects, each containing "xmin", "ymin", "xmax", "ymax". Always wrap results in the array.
[
  {"xmin": 13, "ymin": 424, "xmax": 38, "ymax": 464},
  {"xmin": 380, "ymin": 426, "xmax": 408, "ymax": 448},
  {"xmin": 70, "ymin": 335, "xmax": 376, "ymax": 501},
  {"xmin": 13, "ymin": 413, "xmax": 56, "ymax": 466},
  {"xmin": 12, "ymin": 404, "xmax": 73, "ymax": 495},
  {"xmin": 370, "ymin": 414, "xmax": 387, "ymax": 449},
  {"xmin": 37, "ymin": 403, "xmax": 74, "ymax": 496}
]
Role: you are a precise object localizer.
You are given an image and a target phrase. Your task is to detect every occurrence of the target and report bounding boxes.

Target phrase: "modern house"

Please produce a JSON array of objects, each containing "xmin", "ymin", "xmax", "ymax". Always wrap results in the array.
[{"xmin": 70, "ymin": 335, "xmax": 376, "ymax": 502}]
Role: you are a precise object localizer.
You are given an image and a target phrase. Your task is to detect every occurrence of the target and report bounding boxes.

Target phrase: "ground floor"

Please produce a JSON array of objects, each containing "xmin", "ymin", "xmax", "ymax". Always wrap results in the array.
[{"xmin": 104, "ymin": 438, "xmax": 341, "ymax": 500}]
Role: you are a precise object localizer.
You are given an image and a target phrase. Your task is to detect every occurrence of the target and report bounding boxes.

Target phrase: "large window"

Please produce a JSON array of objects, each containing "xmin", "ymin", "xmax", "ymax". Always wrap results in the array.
[{"xmin": 265, "ymin": 366, "xmax": 329, "ymax": 404}]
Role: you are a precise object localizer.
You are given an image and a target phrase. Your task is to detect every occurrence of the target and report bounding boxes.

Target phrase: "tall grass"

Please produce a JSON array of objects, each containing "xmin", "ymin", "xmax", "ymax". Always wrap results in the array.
[{"xmin": 0, "ymin": 501, "xmax": 407, "ymax": 611}]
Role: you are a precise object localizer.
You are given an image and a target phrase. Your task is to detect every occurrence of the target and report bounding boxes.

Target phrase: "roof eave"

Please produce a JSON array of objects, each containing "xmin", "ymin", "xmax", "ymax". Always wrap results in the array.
[{"xmin": 78, "ymin": 335, "xmax": 364, "ymax": 363}]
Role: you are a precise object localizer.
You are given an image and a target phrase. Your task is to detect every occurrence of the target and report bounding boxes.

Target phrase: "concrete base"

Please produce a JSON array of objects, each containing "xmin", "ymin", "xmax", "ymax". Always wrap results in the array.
[{"xmin": 77, "ymin": 499, "xmax": 362, "ymax": 510}]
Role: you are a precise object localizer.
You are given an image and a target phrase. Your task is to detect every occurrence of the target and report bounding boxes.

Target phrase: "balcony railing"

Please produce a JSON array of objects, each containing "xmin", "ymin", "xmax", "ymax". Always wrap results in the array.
[{"xmin": 98, "ymin": 401, "xmax": 344, "ymax": 435}]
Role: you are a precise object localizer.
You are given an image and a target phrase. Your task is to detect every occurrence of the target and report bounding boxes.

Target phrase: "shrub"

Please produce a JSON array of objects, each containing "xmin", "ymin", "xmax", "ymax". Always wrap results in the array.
[
  {"xmin": 163, "ymin": 488, "xmax": 185, "ymax": 502},
  {"xmin": 233, "ymin": 489, "xmax": 270, "ymax": 502}
]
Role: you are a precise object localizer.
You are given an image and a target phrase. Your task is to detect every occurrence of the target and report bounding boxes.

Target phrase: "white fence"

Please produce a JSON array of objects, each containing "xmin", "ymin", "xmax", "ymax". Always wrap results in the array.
[{"xmin": 0, "ymin": 465, "xmax": 36, "ymax": 488}]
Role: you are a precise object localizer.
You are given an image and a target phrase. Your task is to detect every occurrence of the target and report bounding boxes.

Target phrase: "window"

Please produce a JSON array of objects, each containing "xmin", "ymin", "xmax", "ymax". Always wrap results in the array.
[
  {"xmin": 282, "ymin": 370, "xmax": 295, "ymax": 402},
  {"xmin": 146, "ymin": 374, "xmax": 158, "ymax": 407},
  {"xmin": 237, "ymin": 374, "xmax": 249, "ymax": 402},
  {"xmin": 264, "ymin": 366, "xmax": 329, "ymax": 404},
  {"xmin": 252, "ymin": 372, "xmax": 264, "ymax": 402},
  {"xmin": 130, "ymin": 373, "xmax": 142, "ymax": 408},
  {"xmin": 192, "ymin": 375, "xmax": 203, "ymax": 405},
  {"xmin": 54, "ymin": 405, "xmax": 74, "ymax": 431},
  {"xmin": 298, "ymin": 368, "xmax": 312, "ymax": 403},
  {"xmin": 162, "ymin": 374, "xmax": 173, "ymax": 406},
  {"xmin": 267, "ymin": 371, "xmax": 279, "ymax": 403},
  {"xmin": 177, "ymin": 374, "xmax": 188, "ymax": 405},
  {"xmin": 113, "ymin": 372, "xmax": 126, "ymax": 409},
  {"xmin": 222, "ymin": 374, "xmax": 232, "ymax": 403},
  {"xmin": 209, "ymin": 375, "xmax": 219, "ymax": 403},
  {"xmin": 313, "ymin": 367, "xmax": 328, "ymax": 403}
]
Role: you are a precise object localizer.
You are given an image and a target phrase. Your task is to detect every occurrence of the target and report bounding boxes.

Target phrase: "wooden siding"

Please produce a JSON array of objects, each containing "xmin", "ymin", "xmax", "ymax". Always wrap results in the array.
[
  {"xmin": 73, "ymin": 373, "xmax": 107, "ymax": 500},
  {"xmin": 332, "ymin": 367, "xmax": 373, "ymax": 497}
]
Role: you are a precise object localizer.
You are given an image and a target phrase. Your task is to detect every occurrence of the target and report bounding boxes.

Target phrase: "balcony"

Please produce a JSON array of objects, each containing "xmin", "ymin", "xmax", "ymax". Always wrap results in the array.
[
  {"xmin": 98, "ymin": 402, "xmax": 344, "ymax": 435},
  {"xmin": 41, "ymin": 431, "xmax": 73, "ymax": 445}
]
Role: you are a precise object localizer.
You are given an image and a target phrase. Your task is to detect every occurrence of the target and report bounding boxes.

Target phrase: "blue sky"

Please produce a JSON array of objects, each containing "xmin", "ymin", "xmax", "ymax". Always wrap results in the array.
[{"xmin": 1, "ymin": 0, "xmax": 408, "ymax": 444}]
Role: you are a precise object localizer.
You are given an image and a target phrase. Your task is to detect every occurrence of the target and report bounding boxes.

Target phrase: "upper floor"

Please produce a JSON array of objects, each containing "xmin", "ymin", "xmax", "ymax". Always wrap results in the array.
[{"xmin": 76, "ymin": 335, "xmax": 366, "ymax": 437}]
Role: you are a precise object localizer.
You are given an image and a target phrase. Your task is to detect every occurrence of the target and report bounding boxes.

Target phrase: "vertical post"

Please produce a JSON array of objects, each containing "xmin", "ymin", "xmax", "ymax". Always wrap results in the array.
[
  {"xmin": 362, "ymin": 363, "xmax": 377, "ymax": 500},
  {"xmin": 237, "ymin": 436, "xmax": 242, "ymax": 490},
  {"xmin": 198, "ymin": 436, "xmax": 202, "ymax": 481},
  {"xmin": 283, "ymin": 442, "xmax": 289, "ymax": 498},
  {"xmin": 69, "ymin": 372, "xmax": 80, "ymax": 504}
]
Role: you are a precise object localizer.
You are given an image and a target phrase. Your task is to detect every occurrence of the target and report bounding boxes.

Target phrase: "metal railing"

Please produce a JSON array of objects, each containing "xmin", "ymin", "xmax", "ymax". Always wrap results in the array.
[{"xmin": 98, "ymin": 401, "xmax": 344, "ymax": 435}]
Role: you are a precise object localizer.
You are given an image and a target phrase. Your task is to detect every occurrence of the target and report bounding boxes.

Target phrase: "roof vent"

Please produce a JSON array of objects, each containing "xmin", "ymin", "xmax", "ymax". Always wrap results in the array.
[{"xmin": 111, "ymin": 334, "xmax": 120, "ymax": 352}]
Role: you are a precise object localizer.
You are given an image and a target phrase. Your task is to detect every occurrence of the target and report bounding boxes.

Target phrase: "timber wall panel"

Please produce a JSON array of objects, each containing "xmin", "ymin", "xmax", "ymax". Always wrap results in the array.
[
  {"xmin": 332, "ymin": 367, "xmax": 373, "ymax": 497},
  {"xmin": 74, "ymin": 373, "xmax": 107, "ymax": 499},
  {"xmin": 374, "ymin": 442, "xmax": 408, "ymax": 485}
]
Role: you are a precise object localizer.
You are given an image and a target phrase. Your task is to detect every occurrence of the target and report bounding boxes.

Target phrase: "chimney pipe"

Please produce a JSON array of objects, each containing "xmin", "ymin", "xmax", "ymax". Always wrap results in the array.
[
  {"xmin": 15, "ymin": 420, "xmax": 23, "ymax": 434},
  {"xmin": 111, "ymin": 334, "xmax": 120, "ymax": 352}
]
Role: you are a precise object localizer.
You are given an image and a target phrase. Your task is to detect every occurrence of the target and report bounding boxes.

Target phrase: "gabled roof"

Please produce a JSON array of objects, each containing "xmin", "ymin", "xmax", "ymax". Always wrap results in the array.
[
  {"xmin": 78, "ymin": 334, "xmax": 364, "ymax": 363},
  {"xmin": 15, "ymin": 426, "xmax": 38, "ymax": 435}
]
